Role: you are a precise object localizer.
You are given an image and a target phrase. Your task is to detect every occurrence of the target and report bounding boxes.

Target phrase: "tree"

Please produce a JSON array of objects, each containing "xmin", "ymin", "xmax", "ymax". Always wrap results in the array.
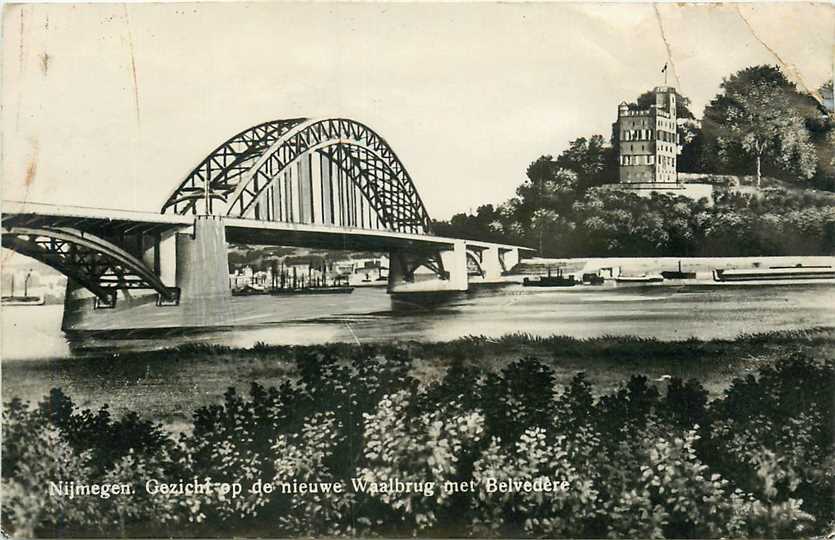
[
  {"xmin": 677, "ymin": 122, "xmax": 705, "ymax": 173},
  {"xmin": 632, "ymin": 89, "xmax": 696, "ymax": 119},
  {"xmin": 517, "ymin": 157, "xmax": 578, "ymax": 221},
  {"xmin": 531, "ymin": 209, "xmax": 559, "ymax": 254},
  {"xmin": 431, "ymin": 204, "xmax": 510, "ymax": 244},
  {"xmin": 554, "ymin": 136, "xmax": 618, "ymax": 188},
  {"xmin": 808, "ymin": 81, "xmax": 835, "ymax": 191},
  {"xmin": 703, "ymin": 66, "xmax": 816, "ymax": 187}
]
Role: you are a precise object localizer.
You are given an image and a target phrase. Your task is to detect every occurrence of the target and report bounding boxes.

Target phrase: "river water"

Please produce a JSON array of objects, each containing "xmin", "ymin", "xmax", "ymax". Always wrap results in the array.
[{"xmin": 3, "ymin": 281, "xmax": 834, "ymax": 361}]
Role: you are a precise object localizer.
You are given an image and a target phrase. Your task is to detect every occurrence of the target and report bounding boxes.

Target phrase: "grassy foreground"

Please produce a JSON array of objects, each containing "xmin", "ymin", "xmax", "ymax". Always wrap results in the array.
[
  {"xmin": 1, "ymin": 328, "xmax": 834, "ymax": 538},
  {"xmin": 3, "ymin": 327, "xmax": 834, "ymax": 432}
]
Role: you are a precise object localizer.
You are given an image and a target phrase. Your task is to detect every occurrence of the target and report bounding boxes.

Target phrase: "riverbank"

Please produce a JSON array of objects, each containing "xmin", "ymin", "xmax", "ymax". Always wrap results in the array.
[{"xmin": 3, "ymin": 327, "xmax": 832, "ymax": 433}]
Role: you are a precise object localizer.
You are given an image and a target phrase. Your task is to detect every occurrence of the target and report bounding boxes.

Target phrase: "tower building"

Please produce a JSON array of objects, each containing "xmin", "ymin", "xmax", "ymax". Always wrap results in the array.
[{"xmin": 616, "ymin": 86, "xmax": 679, "ymax": 185}]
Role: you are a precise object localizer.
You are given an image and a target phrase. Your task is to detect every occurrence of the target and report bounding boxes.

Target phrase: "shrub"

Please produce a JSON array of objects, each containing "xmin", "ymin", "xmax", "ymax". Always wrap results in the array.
[
  {"xmin": 705, "ymin": 356, "xmax": 835, "ymax": 525},
  {"xmin": 271, "ymin": 411, "xmax": 356, "ymax": 536},
  {"xmin": 1, "ymin": 348, "xmax": 831, "ymax": 538},
  {"xmin": 356, "ymin": 390, "xmax": 486, "ymax": 535},
  {"xmin": 481, "ymin": 357, "xmax": 557, "ymax": 443},
  {"xmin": 37, "ymin": 388, "xmax": 169, "ymax": 474},
  {"xmin": 1, "ymin": 400, "xmax": 98, "ymax": 537},
  {"xmin": 471, "ymin": 427, "xmax": 599, "ymax": 537},
  {"xmin": 605, "ymin": 428, "xmax": 731, "ymax": 538}
]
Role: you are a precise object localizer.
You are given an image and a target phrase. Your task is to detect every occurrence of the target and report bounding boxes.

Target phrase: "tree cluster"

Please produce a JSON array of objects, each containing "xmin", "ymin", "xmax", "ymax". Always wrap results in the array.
[
  {"xmin": 699, "ymin": 66, "xmax": 828, "ymax": 188},
  {"xmin": 2, "ymin": 344, "xmax": 832, "ymax": 538},
  {"xmin": 434, "ymin": 182, "xmax": 835, "ymax": 258},
  {"xmin": 434, "ymin": 65, "xmax": 835, "ymax": 257}
]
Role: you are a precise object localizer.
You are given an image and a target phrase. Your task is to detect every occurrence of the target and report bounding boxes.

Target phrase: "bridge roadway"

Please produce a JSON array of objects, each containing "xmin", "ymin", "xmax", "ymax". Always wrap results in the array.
[
  {"xmin": 2, "ymin": 200, "xmax": 531, "ymax": 331},
  {"xmin": 1, "ymin": 200, "xmax": 525, "ymax": 253}
]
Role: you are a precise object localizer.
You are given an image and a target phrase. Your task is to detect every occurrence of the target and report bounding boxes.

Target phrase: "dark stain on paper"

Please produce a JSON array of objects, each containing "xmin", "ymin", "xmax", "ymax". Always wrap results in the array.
[{"xmin": 40, "ymin": 52, "xmax": 49, "ymax": 75}]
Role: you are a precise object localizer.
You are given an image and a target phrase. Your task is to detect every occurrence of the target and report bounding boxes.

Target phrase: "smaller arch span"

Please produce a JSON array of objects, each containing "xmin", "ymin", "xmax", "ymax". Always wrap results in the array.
[
  {"xmin": 466, "ymin": 250, "xmax": 486, "ymax": 276},
  {"xmin": 1, "ymin": 226, "xmax": 177, "ymax": 305}
]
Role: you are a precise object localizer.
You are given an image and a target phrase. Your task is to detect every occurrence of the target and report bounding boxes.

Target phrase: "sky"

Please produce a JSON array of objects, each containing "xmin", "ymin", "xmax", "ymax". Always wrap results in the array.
[{"xmin": 2, "ymin": 2, "xmax": 833, "ymax": 220}]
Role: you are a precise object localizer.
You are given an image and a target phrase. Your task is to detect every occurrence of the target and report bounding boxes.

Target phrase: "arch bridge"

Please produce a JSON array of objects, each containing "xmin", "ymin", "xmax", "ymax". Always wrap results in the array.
[
  {"xmin": 2, "ymin": 117, "xmax": 530, "ymax": 330},
  {"xmin": 161, "ymin": 118, "xmax": 432, "ymax": 234}
]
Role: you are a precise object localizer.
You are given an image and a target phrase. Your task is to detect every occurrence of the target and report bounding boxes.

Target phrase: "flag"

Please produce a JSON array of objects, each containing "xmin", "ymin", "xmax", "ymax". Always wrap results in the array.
[{"xmin": 661, "ymin": 62, "xmax": 668, "ymax": 73}]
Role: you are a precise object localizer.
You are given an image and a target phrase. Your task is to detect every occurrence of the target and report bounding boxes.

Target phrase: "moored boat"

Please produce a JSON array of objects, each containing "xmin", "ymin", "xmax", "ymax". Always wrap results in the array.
[
  {"xmin": 523, "ymin": 268, "xmax": 576, "ymax": 287},
  {"xmin": 661, "ymin": 260, "xmax": 696, "ymax": 280},
  {"xmin": 582, "ymin": 273, "xmax": 605, "ymax": 285},
  {"xmin": 1, "ymin": 295, "xmax": 45, "ymax": 306},
  {"xmin": 270, "ymin": 286, "xmax": 354, "ymax": 295},
  {"xmin": 615, "ymin": 274, "xmax": 664, "ymax": 283},
  {"xmin": 232, "ymin": 284, "xmax": 268, "ymax": 296},
  {"xmin": 713, "ymin": 265, "xmax": 835, "ymax": 282}
]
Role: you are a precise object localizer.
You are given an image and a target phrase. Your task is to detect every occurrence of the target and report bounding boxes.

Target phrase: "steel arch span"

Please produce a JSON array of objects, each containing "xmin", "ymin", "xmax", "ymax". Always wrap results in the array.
[
  {"xmin": 1, "ymin": 226, "xmax": 178, "ymax": 306},
  {"xmin": 161, "ymin": 118, "xmax": 433, "ymax": 234}
]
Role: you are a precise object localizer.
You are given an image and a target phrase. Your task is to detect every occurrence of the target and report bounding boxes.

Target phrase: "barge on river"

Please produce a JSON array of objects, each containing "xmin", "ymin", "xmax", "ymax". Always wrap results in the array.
[
  {"xmin": 615, "ymin": 274, "xmax": 664, "ymax": 284},
  {"xmin": 713, "ymin": 265, "xmax": 835, "ymax": 282},
  {"xmin": 523, "ymin": 268, "xmax": 577, "ymax": 287},
  {"xmin": 1, "ymin": 295, "xmax": 45, "ymax": 306}
]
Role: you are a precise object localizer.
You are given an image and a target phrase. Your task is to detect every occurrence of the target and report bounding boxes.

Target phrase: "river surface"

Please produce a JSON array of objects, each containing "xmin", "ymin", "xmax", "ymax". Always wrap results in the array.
[{"xmin": 3, "ymin": 281, "xmax": 834, "ymax": 361}]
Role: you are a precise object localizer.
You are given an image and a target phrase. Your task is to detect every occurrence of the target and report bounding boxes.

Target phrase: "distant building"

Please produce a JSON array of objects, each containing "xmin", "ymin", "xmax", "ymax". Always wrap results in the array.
[
  {"xmin": 350, "ymin": 256, "xmax": 389, "ymax": 285},
  {"xmin": 616, "ymin": 85, "xmax": 680, "ymax": 185},
  {"xmin": 327, "ymin": 255, "xmax": 390, "ymax": 286}
]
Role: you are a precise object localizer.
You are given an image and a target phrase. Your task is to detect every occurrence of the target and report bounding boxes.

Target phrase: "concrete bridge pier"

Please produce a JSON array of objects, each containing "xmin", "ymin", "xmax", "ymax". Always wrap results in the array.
[
  {"xmin": 171, "ymin": 215, "xmax": 235, "ymax": 326},
  {"xmin": 62, "ymin": 215, "xmax": 235, "ymax": 331},
  {"xmin": 387, "ymin": 240, "xmax": 469, "ymax": 294},
  {"xmin": 175, "ymin": 216, "xmax": 231, "ymax": 299}
]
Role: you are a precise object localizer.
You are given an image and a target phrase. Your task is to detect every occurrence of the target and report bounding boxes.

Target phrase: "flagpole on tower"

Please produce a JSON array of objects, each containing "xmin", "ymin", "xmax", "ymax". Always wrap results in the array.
[{"xmin": 662, "ymin": 62, "xmax": 668, "ymax": 85}]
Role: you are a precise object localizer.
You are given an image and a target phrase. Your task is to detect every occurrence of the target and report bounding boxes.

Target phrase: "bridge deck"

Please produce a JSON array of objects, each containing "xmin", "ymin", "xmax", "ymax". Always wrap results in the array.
[
  {"xmin": 1, "ymin": 200, "xmax": 193, "ymax": 236},
  {"xmin": 2, "ymin": 201, "xmax": 532, "ymax": 253}
]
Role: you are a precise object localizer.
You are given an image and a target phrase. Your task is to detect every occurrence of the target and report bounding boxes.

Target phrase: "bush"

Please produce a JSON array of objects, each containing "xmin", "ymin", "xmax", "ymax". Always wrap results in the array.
[
  {"xmin": 38, "ymin": 388, "xmax": 169, "ymax": 474},
  {"xmin": 2, "ymin": 348, "xmax": 832, "ymax": 538},
  {"xmin": 704, "ymin": 356, "xmax": 835, "ymax": 527},
  {"xmin": 1, "ymin": 399, "xmax": 184, "ymax": 537}
]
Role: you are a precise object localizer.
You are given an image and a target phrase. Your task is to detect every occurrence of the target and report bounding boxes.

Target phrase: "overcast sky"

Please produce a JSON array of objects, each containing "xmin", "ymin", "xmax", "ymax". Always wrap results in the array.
[{"xmin": 2, "ymin": 2, "xmax": 833, "ymax": 220}]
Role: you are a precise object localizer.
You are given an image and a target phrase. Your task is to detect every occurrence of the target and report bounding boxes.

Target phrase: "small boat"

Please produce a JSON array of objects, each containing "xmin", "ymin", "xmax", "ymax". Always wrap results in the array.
[
  {"xmin": 2, "ymin": 274, "xmax": 44, "ymax": 305},
  {"xmin": 615, "ymin": 274, "xmax": 664, "ymax": 284},
  {"xmin": 523, "ymin": 268, "xmax": 576, "ymax": 287},
  {"xmin": 661, "ymin": 271, "xmax": 696, "ymax": 279},
  {"xmin": 232, "ymin": 284, "xmax": 268, "ymax": 296},
  {"xmin": 1, "ymin": 295, "xmax": 45, "ymax": 306},
  {"xmin": 581, "ymin": 273, "xmax": 605, "ymax": 285},
  {"xmin": 270, "ymin": 286, "xmax": 354, "ymax": 295},
  {"xmin": 713, "ymin": 265, "xmax": 835, "ymax": 282},
  {"xmin": 661, "ymin": 261, "xmax": 697, "ymax": 280}
]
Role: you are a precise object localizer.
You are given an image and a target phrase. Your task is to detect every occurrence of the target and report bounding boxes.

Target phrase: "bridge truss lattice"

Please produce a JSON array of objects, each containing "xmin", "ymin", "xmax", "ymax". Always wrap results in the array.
[{"xmin": 161, "ymin": 118, "xmax": 433, "ymax": 234}]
